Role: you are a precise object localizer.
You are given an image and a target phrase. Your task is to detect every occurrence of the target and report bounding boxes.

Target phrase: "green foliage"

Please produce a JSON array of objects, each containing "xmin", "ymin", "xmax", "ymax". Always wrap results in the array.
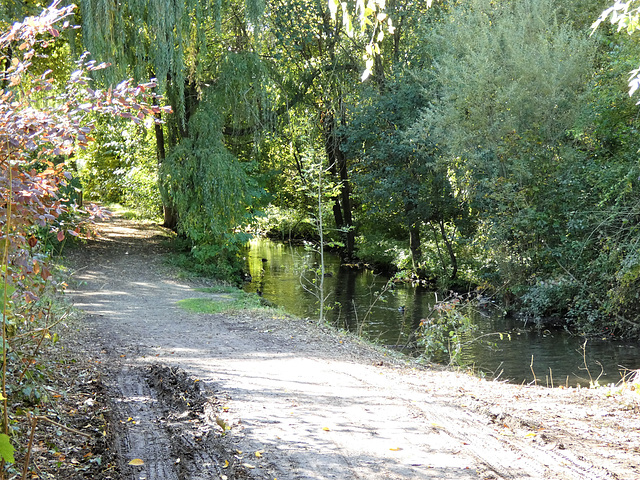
[
  {"xmin": 521, "ymin": 277, "xmax": 581, "ymax": 322},
  {"xmin": 78, "ymin": 0, "xmax": 274, "ymax": 271},
  {"xmin": 166, "ymin": 235, "xmax": 248, "ymax": 284},
  {"xmin": 417, "ymin": 296, "xmax": 478, "ymax": 366},
  {"xmin": 161, "ymin": 87, "xmax": 260, "ymax": 242},
  {"xmin": 344, "ymin": 71, "xmax": 470, "ymax": 281},
  {"xmin": 77, "ymin": 119, "xmax": 161, "ymax": 218},
  {"xmin": 597, "ymin": 0, "xmax": 640, "ymax": 96},
  {"xmin": 0, "ymin": 434, "xmax": 14, "ymax": 464},
  {"xmin": 413, "ymin": 0, "xmax": 595, "ymax": 291},
  {"xmin": 194, "ymin": 285, "xmax": 241, "ymax": 294},
  {"xmin": 58, "ymin": 0, "xmax": 640, "ymax": 340},
  {"xmin": 354, "ymin": 234, "xmax": 411, "ymax": 270},
  {"xmin": 78, "ymin": 0, "xmax": 218, "ymax": 121},
  {"xmin": 538, "ymin": 25, "xmax": 640, "ymax": 334},
  {"xmin": 609, "ymin": 255, "xmax": 640, "ymax": 337},
  {"xmin": 252, "ymin": 205, "xmax": 317, "ymax": 241},
  {"xmin": 424, "ymin": 0, "xmax": 594, "ymax": 151}
]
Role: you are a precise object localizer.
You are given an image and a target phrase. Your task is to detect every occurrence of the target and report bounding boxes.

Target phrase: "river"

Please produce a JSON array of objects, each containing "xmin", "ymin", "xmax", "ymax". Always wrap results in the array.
[{"xmin": 244, "ymin": 238, "xmax": 640, "ymax": 386}]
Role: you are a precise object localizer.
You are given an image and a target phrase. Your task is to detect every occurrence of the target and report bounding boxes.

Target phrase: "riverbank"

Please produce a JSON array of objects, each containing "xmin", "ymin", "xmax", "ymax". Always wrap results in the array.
[
  {"xmin": 58, "ymin": 216, "xmax": 640, "ymax": 479},
  {"xmin": 243, "ymin": 236, "xmax": 640, "ymax": 385}
]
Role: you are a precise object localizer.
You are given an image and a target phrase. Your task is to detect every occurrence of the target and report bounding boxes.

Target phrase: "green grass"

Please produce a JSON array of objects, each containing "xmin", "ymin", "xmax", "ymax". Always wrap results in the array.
[
  {"xmin": 193, "ymin": 285, "xmax": 240, "ymax": 294},
  {"xmin": 177, "ymin": 292, "xmax": 264, "ymax": 314}
]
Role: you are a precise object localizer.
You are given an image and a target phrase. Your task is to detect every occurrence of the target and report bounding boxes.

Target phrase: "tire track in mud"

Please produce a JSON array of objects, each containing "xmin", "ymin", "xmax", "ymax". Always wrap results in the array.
[
  {"xmin": 105, "ymin": 361, "xmax": 240, "ymax": 480},
  {"xmin": 107, "ymin": 365, "xmax": 180, "ymax": 480}
]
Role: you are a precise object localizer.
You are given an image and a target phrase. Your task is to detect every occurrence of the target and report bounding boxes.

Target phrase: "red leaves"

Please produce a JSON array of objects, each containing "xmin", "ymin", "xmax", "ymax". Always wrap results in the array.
[
  {"xmin": 40, "ymin": 267, "xmax": 51, "ymax": 281},
  {"xmin": 0, "ymin": 1, "xmax": 75, "ymax": 56}
]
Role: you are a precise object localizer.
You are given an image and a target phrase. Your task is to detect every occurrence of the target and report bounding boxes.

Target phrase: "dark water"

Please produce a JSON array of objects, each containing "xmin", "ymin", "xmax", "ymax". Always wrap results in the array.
[{"xmin": 244, "ymin": 238, "xmax": 640, "ymax": 386}]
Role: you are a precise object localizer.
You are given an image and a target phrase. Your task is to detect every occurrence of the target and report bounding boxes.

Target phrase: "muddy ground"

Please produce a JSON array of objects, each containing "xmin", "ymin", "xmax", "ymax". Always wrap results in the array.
[{"xmin": 58, "ymin": 216, "xmax": 640, "ymax": 480}]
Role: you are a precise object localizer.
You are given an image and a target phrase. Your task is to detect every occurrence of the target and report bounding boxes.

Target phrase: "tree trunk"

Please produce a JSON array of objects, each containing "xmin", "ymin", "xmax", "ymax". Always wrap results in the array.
[
  {"xmin": 439, "ymin": 219, "xmax": 457, "ymax": 281},
  {"xmin": 326, "ymin": 153, "xmax": 345, "ymax": 229},
  {"xmin": 156, "ymin": 79, "xmax": 202, "ymax": 232},
  {"xmin": 155, "ymin": 116, "xmax": 178, "ymax": 231},
  {"xmin": 336, "ymin": 145, "xmax": 355, "ymax": 259},
  {"xmin": 162, "ymin": 205, "xmax": 179, "ymax": 231},
  {"xmin": 409, "ymin": 224, "xmax": 421, "ymax": 271},
  {"xmin": 323, "ymin": 112, "xmax": 354, "ymax": 260},
  {"xmin": 332, "ymin": 197, "xmax": 344, "ymax": 230}
]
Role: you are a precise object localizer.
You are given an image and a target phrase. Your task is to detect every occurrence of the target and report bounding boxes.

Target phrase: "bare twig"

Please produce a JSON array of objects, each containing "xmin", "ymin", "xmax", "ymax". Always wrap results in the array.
[
  {"xmin": 530, "ymin": 355, "xmax": 537, "ymax": 386},
  {"xmin": 21, "ymin": 415, "xmax": 38, "ymax": 480},
  {"xmin": 581, "ymin": 339, "xmax": 594, "ymax": 386},
  {"xmin": 21, "ymin": 413, "xmax": 91, "ymax": 480},
  {"xmin": 32, "ymin": 415, "xmax": 91, "ymax": 438}
]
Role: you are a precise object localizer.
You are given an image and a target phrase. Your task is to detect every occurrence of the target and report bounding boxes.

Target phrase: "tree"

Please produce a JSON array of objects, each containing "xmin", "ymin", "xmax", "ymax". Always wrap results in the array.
[
  {"xmin": 74, "ymin": 0, "xmax": 423, "ymax": 267},
  {"xmin": 345, "ymin": 73, "xmax": 468, "ymax": 281},
  {"xmin": 77, "ymin": 0, "xmax": 263, "ymax": 209},
  {"xmin": 261, "ymin": 0, "xmax": 363, "ymax": 258},
  {"xmin": 160, "ymin": 87, "xmax": 261, "ymax": 278},
  {"xmin": 414, "ymin": 0, "xmax": 595, "ymax": 290}
]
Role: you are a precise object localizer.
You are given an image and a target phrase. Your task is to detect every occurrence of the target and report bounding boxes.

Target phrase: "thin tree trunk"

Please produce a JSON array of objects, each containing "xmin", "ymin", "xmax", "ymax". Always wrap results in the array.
[
  {"xmin": 155, "ymin": 116, "xmax": 178, "ymax": 231},
  {"xmin": 323, "ymin": 111, "xmax": 354, "ymax": 259},
  {"xmin": 439, "ymin": 219, "xmax": 457, "ymax": 281},
  {"xmin": 429, "ymin": 223, "xmax": 446, "ymax": 277},
  {"xmin": 409, "ymin": 224, "xmax": 421, "ymax": 272},
  {"xmin": 326, "ymin": 154, "xmax": 345, "ymax": 229},
  {"xmin": 317, "ymin": 157, "xmax": 325, "ymax": 324},
  {"xmin": 336, "ymin": 145, "xmax": 354, "ymax": 259}
]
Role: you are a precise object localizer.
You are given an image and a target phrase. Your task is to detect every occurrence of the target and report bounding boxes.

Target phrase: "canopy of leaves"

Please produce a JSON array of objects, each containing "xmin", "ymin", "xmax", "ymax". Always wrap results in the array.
[{"xmin": 412, "ymin": 0, "xmax": 594, "ymax": 278}]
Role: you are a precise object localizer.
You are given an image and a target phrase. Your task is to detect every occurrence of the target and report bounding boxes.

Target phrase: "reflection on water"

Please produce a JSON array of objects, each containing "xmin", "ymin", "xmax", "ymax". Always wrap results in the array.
[{"xmin": 244, "ymin": 238, "xmax": 640, "ymax": 386}]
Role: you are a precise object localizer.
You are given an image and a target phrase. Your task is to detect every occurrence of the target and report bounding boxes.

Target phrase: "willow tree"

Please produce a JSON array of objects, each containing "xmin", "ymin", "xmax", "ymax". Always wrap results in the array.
[
  {"xmin": 76, "ymin": 0, "xmax": 266, "ymax": 268},
  {"xmin": 78, "ymin": 0, "xmax": 217, "ymax": 120}
]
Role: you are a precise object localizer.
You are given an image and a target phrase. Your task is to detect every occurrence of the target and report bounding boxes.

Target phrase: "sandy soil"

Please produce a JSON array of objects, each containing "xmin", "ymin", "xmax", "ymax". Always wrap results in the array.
[{"xmin": 63, "ymin": 216, "xmax": 640, "ymax": 480}]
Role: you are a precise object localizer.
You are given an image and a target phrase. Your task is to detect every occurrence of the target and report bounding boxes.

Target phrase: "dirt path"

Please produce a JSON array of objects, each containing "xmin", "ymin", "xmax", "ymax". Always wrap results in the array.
[{"xmin": 64, "ymin": 217, "xmax": 640, "ymax": 480}]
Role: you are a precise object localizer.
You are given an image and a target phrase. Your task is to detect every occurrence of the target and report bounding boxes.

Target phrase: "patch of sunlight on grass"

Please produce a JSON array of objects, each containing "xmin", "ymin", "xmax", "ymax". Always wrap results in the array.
[
  {"xmin": 177, "ymin": 293, "xmax": 264, "ymax": 314},
  {"xmin": 103, "ymin": 203, "xmax": 162, "ymax": 222}
]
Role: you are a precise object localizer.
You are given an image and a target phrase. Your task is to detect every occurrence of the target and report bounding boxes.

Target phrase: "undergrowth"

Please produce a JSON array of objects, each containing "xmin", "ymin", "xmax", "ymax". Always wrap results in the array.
[{"xmin": 163, "ymin": 236, "xmax": 246, "ymax": 285}]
